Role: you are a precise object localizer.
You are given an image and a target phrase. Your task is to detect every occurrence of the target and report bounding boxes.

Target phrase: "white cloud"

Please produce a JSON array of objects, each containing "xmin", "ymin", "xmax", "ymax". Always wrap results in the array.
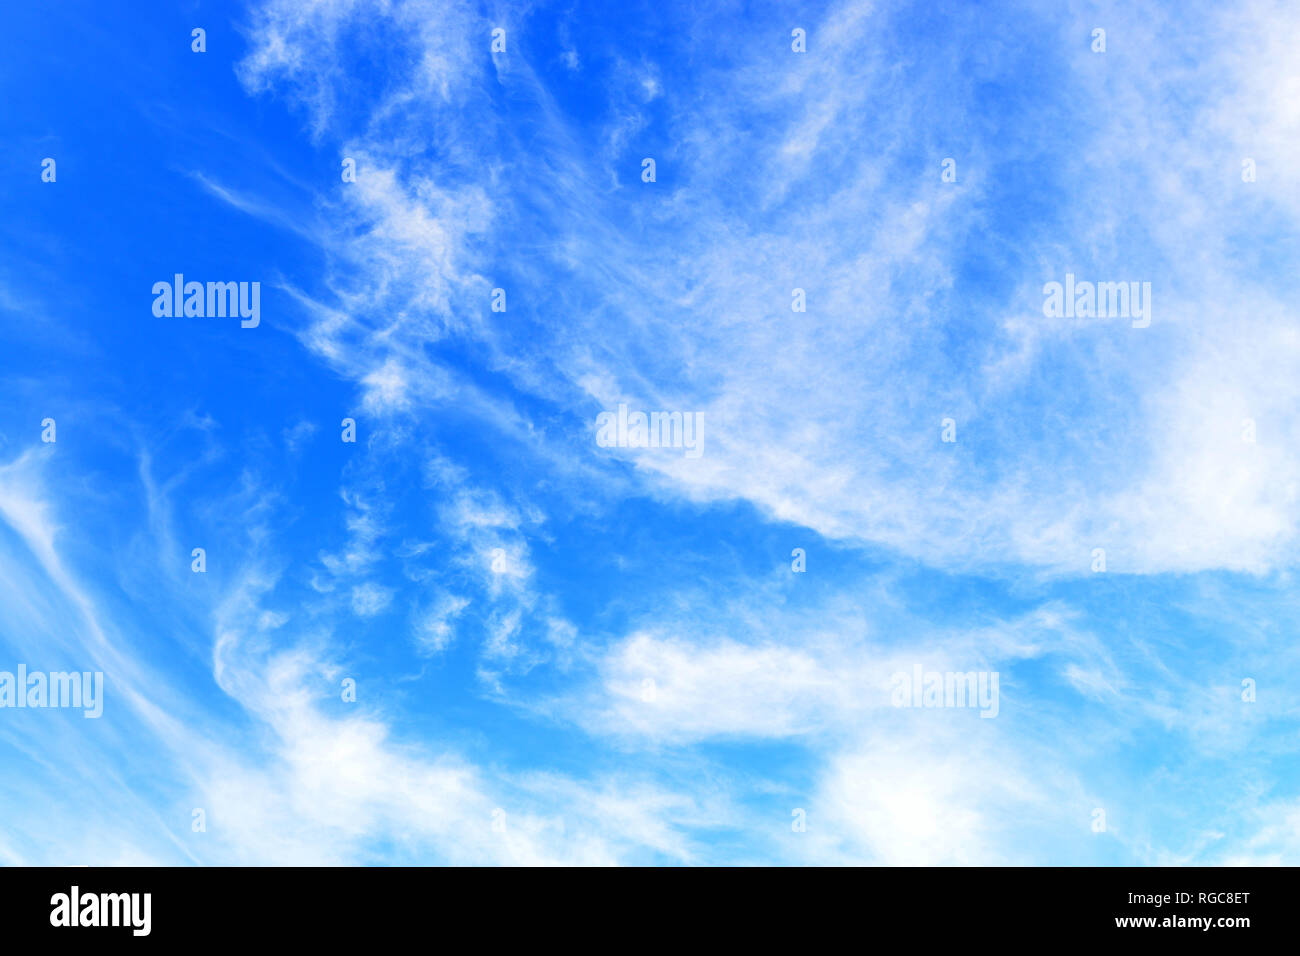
[
  {"xmin": 350, "ymin": 582, "xmax": 394, "ymax": 616},
  {"xmin": 415, "ymin": 593, "xmax": 470, "ymax": 653}
]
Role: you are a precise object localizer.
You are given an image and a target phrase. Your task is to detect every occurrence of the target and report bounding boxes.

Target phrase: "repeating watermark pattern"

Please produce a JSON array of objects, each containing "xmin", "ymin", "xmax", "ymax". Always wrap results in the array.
[
  {"xmin": 0, "ymin": 665, "xmax": 103, "ymax": 718},
  {"xmin": 1042, "ymin": 274, "xmax": 1151, "ymax": 328},
  {"xmin": 5, "ymin": 0, "xmax": 1295, "ymax": 888},
  {"xmin": 596, "ymin": 403, "xmax": 704, "ymax": 458},
  {"xmin": 152, "ymin": 275, "xmax": 261, "ymax": 328},
  {"xmin": 890, "ymin": 664, "xmax": 999, "ymax": 718}
]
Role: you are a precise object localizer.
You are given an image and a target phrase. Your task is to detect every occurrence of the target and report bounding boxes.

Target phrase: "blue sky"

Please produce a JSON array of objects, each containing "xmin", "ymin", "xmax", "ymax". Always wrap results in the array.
[{"xmin": 1, "ymin": 0, "xmax": 1299, "ymax": 865}]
